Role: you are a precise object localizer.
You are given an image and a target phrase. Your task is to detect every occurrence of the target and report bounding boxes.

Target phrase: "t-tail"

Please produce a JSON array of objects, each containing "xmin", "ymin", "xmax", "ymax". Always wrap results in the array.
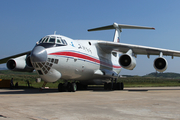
[{"xmin": 88, "ymin": 22, "xmax": 155, "ymax": 43}]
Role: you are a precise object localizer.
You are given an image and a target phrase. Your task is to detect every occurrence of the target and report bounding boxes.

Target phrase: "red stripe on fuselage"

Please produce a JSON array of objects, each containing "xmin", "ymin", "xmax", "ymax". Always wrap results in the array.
[{"xmin": 49, "ymin": 51, "xmax": 121, "ymax": 69}]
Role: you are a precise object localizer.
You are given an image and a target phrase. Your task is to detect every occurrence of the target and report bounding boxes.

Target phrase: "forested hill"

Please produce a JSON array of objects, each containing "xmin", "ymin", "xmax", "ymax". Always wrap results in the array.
[{"xmin": 144, "ymin": 72, "xmax": 180, "ymax": 79}]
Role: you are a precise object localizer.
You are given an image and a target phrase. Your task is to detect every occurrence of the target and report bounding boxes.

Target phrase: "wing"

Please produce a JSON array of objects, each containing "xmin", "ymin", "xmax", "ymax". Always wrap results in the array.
[
  {"xmin": 0, "ymin": 51, "xmax": 31, "ymax": 64},
  {"xmin": 97, "ymin": 41, "xmax": 180, "ymax": 57}
]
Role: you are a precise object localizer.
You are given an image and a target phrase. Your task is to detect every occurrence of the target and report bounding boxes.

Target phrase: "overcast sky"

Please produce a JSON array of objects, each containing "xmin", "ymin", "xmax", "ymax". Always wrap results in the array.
[{"xmin": 0, "ymin": 0, "xmax": 180, "ymax": 75}]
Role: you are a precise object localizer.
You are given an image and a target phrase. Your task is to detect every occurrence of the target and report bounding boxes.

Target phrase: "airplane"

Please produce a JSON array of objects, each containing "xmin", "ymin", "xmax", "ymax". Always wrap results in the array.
[{"xmin": 1, "ymin": 22, "xmax": 180, "ymax": 92}]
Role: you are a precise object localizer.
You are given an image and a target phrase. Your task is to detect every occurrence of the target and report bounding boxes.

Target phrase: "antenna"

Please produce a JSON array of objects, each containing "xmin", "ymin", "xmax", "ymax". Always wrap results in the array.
[{"xmin": 54, "ymin": 31, "xmax": 56, "ymax": 35}]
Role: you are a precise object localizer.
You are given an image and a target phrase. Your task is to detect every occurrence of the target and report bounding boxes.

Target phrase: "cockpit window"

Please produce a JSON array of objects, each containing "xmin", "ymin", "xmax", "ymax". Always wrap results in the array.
[
  {"xmin": 42, "ymin": 38, "xmax": 47, "ymax": 43},
  {"xmin": 61, "ymin": 39, "xmax": 65, "ymax": 45},
  {"xmin": 41, "ymin": 38, "xmax": 46, "ymax": 43},
  {"xmin": 57, "ymin": 38, "xmax": 61, "ymax": 43},
  {"xmin": 63, "ymin": 40, "xmax": 67, "ymax": 45},
  {"xmin": 39, "ymin": 38, "xmax": 43, "ymax": 43},
  {"xmin": 39, "ymin": 37, "xmax": 50, "ymax": 43},
  {"xmin": 56, "ymin": 37, "xmax": 67, "ymax": 45},
  {"xmin": 49, "ymin": 37, "xmax": 55, "ymax": 43},
  {"xmin": 38, "ymin": 36, "xmax": 68, "ymax": 46},
  {"xmin": 44, "ymin": 37, "xmax": 49, "ymax": 43}
]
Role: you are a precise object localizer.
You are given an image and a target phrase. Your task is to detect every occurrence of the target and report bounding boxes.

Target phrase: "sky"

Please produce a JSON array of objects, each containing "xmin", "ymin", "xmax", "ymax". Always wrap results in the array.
[{"xmin": 0, "ymin": 0, "xmax": 180, "ymax": 76}]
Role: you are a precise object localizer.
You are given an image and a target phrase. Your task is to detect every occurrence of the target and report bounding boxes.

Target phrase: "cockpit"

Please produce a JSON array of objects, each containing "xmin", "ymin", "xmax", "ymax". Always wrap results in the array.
[{"xmin": 38, "ymin": 36, "xmax": 68, "ymax": 46}]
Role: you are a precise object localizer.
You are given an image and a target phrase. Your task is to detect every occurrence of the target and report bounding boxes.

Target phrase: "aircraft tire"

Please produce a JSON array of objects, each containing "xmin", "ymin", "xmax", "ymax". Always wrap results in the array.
[
  {"xmin": 113, "ymin": 83, "xmax": 117, "ymax": 90},
  {"xmin": 67, "ymin": 82, "xmax": 72, "ymax": 92},
  {"xmin": 120, "ymin": 82, "xmax": 124, "ymax": 90},
  {"xmin": 117, "ymin": 82, "xmax": 124, "ymax": 90},
  {"xmin": 77, "ymin": 83, "xmax": 87, "ymax": 90},
  {"xmin": 77, "ymin": 82, "xmax": 83, "ymax": 90},
  {"xmin": 116, "ymin": 83, "xmax": 120, "ymax": 90},
  {"xmin": 104, "ymin": 83, "xmax": 108, "ymax": 90},
  {"xmin": 76, "ymin": 83, "xmax": 81, "ymax": 90},
  {"xmin": 58, "ymin": 83, "xmax": 64, "ymax": 92},
  {"xmin": 107, "ymin": 83, "xmax": 112, "ymax": 90},
  {"xmin": 71, "ymin": 83, "xmax": 77, "ymax": 92},
  {"xmin": 83, "ymin": 85, "xmax": 88, "ymax": 90}
]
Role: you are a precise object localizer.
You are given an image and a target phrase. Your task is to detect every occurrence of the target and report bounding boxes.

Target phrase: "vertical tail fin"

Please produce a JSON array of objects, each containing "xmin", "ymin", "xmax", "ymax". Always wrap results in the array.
[
  {"xmin": 113, "ymin": 23, "xmax": 121, "ymax": 43},
  {"xmin": 88, "ymin": 22, "xmax": 155, "ymax": 43}
]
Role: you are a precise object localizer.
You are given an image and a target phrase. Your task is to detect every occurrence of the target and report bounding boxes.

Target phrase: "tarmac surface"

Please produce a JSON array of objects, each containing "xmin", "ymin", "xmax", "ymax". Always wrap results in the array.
[{"xmin": 0, "ymin": 87, "xmax": 180, "ymax": 120}]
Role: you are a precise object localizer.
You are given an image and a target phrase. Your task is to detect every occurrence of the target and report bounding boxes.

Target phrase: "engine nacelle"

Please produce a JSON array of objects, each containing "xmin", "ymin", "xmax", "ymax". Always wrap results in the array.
[
  {"xmin": 119, "ymin": 54, "xmax": 136, "ymax": 70},
  {"xmin": 7, "ymin": 55, "xmax": 34, "ymax": 72},
  {"xmin": 153, "ymin": 57, "xmax": 168, "ymax": 72}
]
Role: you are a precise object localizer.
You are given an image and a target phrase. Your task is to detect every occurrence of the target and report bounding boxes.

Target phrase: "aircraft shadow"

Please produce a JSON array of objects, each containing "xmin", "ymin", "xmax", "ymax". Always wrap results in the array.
[
  {"xmin": 88, "ymin": 87, "xmax": 180, "ymax": 92},
  {"xmin": 1, "ymin": 87, "xmax": 180, "ymax": 94},
  {"xmin": 87, "ymin": 87, "xmax": 149, "ymax": 92},
  {"xmin": 0, "ymin": 88, "xmax": 58, "ymax": 94},
  {"xmin": 126, "ymin": 88, "xmax": 180, "ymax": 92}
]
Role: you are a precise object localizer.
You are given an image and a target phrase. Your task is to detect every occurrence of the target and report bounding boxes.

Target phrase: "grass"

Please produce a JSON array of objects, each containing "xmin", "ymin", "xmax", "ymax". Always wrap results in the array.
[
  {"xmin": 0, "ymin": 70, "xmax": 180, "ymax": 88},
  {"xmin": 118, "ymin": 77, "xmax": 180, "ymax": 87}
]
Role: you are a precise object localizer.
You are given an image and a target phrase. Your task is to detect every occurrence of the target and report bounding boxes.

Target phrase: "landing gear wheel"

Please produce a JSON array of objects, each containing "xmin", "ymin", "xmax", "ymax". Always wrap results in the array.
[
  {"xmin": 120, "ymin": 82, "xmax": 124, "ymax": 90},
  {"xmin": 107, "ymin": 83, "xmax": 112, "ymax": 90},
  {"xmin": 71, "ymin": 83, "xmax": 77, "ymax": 92},
  {"xmin": 117, "ymin": 82, "xmax": 124, "ymax": 90},
  {"xmin": 83, "ymin": 85, "xmax": 88, "ymax": 90},
  {"xmin": 67, "ymin": 82, "xmax": 72, "ymax": 92},
  {"xmin": 77, "ymin": 83, "xmax": 87, "ymax": 90},
  {"xmin": 104, "ymin": 83, "xmax": 108, "ymax": 90},
  {"xmin": 58, "ymin": 83, "xmax": 64, "ymax": 92},
  {"xmin": 67, "ymin": 82, "xmax": 77, "ymax": 92}
]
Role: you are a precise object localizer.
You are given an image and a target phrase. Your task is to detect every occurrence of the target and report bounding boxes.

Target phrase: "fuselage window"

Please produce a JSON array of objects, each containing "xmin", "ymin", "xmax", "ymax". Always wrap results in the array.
[{"xmin": 88, "ymin": 42, "xmax": 91, "ymax": 45}]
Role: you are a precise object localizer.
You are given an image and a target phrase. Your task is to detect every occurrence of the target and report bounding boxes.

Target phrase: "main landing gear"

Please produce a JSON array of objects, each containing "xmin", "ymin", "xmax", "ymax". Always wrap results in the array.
[
  {"xmin": 58, "ymin": 82, "xmax": 88, "ymax": 92},
  {"xmin": 58, "ymin": 82, "xmax": 77, "ymax": 92},
  {"xmin": 104, "ymin": 78, "xmax": 124, "ymax": 90}
]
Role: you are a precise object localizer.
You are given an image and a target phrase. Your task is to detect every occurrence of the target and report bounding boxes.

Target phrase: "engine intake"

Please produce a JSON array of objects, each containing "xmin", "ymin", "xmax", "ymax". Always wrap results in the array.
[
  {"xmin": 119, "ymin": 54, "xmax": 136, "ymax": 70},
  {"xmin": 26, "ymin": 55, "xmax": 33, "ymax": 67},
  {"xmin": 7, "ymin": 55, "xmax": 34, "ymax": 72},
  {"xmin": 154, "ymin": 57, "xmax": 168, "ymax": 72}
]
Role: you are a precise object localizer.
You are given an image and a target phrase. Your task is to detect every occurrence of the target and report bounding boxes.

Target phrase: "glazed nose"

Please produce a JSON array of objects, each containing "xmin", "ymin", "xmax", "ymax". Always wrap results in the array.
[{"xmin": 31, "ymin": 46, "xmax": 47, "ymax": 62}]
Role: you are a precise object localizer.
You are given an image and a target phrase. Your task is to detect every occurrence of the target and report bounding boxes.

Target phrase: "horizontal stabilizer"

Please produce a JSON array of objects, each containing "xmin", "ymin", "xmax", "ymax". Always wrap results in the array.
[{"xmin": 88, "ymin": 23, "xmax": 155, "ymax": 31}]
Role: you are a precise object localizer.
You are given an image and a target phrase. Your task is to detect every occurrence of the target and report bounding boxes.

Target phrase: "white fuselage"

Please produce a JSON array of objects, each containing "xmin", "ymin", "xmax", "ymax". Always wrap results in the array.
[{"xmin": 32, "ymin": 35, "xmax": 122, "ymax": 84}]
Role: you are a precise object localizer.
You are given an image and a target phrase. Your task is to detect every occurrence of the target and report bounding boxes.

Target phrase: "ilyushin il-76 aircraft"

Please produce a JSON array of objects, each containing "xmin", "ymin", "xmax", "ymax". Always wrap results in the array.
[{"xmin": 1, "ymin": 22, "xmax": 180, "ymax": 92}]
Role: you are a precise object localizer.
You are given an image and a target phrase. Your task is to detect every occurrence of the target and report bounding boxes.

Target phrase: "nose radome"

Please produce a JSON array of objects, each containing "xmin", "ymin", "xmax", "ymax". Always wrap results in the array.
[{"xmin": 31, "ymin": 46, "xmax": 47, "ymax": 63}]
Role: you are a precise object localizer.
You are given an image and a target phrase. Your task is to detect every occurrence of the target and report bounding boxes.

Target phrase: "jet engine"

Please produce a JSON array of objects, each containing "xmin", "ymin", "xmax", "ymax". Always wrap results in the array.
[
  {"xmin": 7, "ymin": 54, "xmax": 34, "ymax": 72},
  {"xmin": 153, "ymin": 57, "xmax": 168, "ymax": 72},
  {"xmin": 119, "ymin": 54, "xmax": 136, "ymax": 70}
]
